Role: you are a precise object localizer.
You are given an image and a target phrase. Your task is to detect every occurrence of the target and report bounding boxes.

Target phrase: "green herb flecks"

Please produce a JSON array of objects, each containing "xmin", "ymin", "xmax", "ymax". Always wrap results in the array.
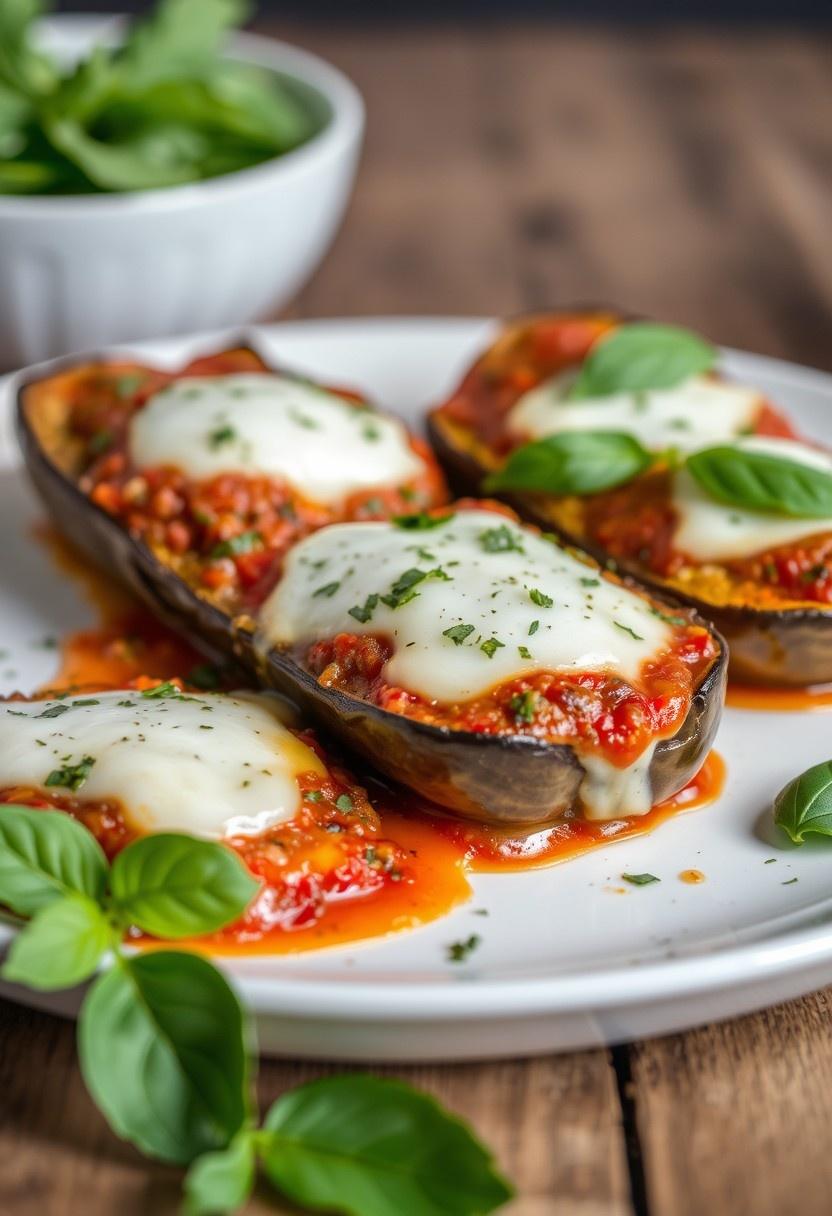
[
  {"xmin": 443, "ymin": 623, "xmax": 475, "ymax": 646},
  {"xmin": 509, "ymin": 690, "xmax": 536, "ymax": 723},
  {"xmin": 478, "ymin": 524, "xmax": 524, "ymax": 554},
  {"xmin": 210, "ymin": 530, "xmax": 262, "ymax": 559},
  {"xmin": 621, "ymin": 872, "xmax": 660, "ymax": 886},
  {"xmin": 45, "ymin": 756, "xmax": 96, "ymax": 793},
  {"xmin": 447, "ymin": 934, "xmax": 481, "ymax": 963}
]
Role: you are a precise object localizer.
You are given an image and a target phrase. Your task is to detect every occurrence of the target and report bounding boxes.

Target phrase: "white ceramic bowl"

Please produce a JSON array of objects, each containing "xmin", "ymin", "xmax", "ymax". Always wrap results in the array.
[{"xmin": 0, "ymin": 16, "xmax": 364, "ymax": 369}]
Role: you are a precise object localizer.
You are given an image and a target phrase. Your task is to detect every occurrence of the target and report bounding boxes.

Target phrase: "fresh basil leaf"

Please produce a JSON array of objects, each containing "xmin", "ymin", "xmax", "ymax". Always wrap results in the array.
[
  {"xmin": 260, "ymin": 1074, "xmax": 513, "ymax": 1216},
  {"xmin": 686, "ymin": 446, "xmax": 832, "ymax": 518},
  {"xmin": 1, "ymin": 894, "xmax": 112, "ymax": 990},
  {"xmin": 0, "ymin": 804, "xmax": 108, "ymax": 917},
  {"xmin": 485, "ymin": 431, "xmax": 651, "ymax": 497},
  {"xmin": 774, "ymin": 760, "xmax": 832, "ymax": 844},
  {"xmin": 79, "ymin": 951, "xmax": 252, "ymax": 1164},
  {"xmin": 569, "ymin": 322, "xmax": 715, "ymax": 400},
  {"xmin": 109, "ymin": 833, "xmax": 258, "ymax": 938},
  {"xmin": 183, "ymin": 1130, "xmax": 256, "ymax": 1216}
]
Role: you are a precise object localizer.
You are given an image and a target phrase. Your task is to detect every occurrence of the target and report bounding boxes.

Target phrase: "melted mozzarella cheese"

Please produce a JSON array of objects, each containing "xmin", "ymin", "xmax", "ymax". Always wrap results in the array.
[
  {"xmin": 258, "ymin": 510, "xmax": 674, "ymax": 818},
  {"xmin": 0, "ymin": 690, "xmax": 325, "ymax": 839},
  {"xmin": 673, "ymin": 436, "xmax": 832, "ymax": 562},
  {"xmin": 129, "ymin": 373, "xmax": 425, "ymax": 504},
  {"xmin": 506, "ymin": 371, "xmax": 762, "ymax": 453}
]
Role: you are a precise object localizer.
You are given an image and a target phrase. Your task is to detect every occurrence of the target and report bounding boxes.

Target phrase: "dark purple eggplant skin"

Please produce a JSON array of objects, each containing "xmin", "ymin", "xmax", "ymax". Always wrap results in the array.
[
  {"xmin": 16, "ymin": 354, "xmax": 726, "ymax": 828},
  {"xmin": 428, "ymin": 407, "xmax": 832, "ymax": 689}
]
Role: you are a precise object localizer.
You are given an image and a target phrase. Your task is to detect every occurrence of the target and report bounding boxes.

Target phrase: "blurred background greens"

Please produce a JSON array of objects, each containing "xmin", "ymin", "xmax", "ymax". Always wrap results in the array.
[{"xmin": 0, "ymin": 0, "xmax": 319, "ymax": 194}]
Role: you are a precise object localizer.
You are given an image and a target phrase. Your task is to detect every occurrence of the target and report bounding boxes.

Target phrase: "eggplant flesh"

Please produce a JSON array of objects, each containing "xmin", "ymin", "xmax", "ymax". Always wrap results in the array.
[
  {"xmin": 18, "ymin": 363, "xmax": 726, "ymax": 828},
  {"xmin": 429, "ymin": 408, "xmax": 832, "ymax": 689}
]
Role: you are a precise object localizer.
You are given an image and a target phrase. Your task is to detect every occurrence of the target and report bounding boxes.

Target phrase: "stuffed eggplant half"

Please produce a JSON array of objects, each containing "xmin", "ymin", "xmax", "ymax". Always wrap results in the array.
[
  {"xmin": 18, "ymin": 350, "xmax": 725, "ymax": 827},
  {"xmin": 428, "ymin": 310, "xmax": 832, "ymax": 687},
  {"xmin": 0, "ymin": 682, "xmax": 414, "ymax": 940}
]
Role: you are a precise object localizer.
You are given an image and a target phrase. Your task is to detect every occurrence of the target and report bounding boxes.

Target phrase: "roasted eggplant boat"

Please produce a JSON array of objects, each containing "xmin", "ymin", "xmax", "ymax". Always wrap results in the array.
[
  {"xmin": 428, "ymin": 309, "xmax": 832, "ymax": 687},
  {"xmin": 18, "ymin": 348, "xmax": 725, "ymax": 826},
  {"xmin": 0, "ymin": 682, "xmax": 417, "ymax": 939}
]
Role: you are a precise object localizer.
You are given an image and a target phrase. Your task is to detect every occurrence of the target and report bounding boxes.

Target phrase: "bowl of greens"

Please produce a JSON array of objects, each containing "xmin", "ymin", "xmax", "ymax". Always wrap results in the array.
[{"xmin": 0, "ymin": 1, "xmax": 364, "ymax": 367}]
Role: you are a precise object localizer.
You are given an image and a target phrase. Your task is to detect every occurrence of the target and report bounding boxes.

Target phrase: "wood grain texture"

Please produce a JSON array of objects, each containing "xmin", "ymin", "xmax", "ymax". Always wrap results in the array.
[{"xmin": 2, "ymin": 20, "xmax": 832, "ymax": 1216}]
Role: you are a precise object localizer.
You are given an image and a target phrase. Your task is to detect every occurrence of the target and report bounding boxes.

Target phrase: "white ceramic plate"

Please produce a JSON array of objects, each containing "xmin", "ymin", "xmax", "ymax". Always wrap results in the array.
[{"xmin": 3, "ymin": 317, "xmax": 832, "ymax": 1062}]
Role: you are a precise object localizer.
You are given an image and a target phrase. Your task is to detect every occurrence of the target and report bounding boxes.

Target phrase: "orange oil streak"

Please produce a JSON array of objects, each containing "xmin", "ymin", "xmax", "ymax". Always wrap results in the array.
[{"xmin": 727, "ymin": 682, "xmax": 832, "ymax": 712}]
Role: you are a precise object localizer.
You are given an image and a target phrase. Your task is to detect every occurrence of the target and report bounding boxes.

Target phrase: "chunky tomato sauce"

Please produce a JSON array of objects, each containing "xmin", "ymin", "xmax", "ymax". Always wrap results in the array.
[
  {"xmin": 435, "ymin": 314, "xmax": 831, "ymax": 606},
  {"xmin": 56, "ymin": 349, "xmax": 446, "ymax": 614},
  {"xmin": 305, "ymin": 617, "xmax": 717, "ymax": 773}
]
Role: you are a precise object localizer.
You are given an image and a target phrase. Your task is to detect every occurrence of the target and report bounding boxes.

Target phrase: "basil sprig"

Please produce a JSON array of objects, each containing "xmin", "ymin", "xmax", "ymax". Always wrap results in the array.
[
  {"xmin": 687, "ymin": 446, "xmax": 832, "ymax": 519},
  {"xmin": 484, "ymin": 431, "xmax": 653, "ymax": 497},
  {"xmin": 0, "ymin": 805, "xmax": 512, "ymax": 1215},
  {"xmin": 774, "ymin": 760, "xmax": 832, "ymax": 844},
  {"xmin": 569, "ymin": 322, "xmax": 715, "ymax": 400}
]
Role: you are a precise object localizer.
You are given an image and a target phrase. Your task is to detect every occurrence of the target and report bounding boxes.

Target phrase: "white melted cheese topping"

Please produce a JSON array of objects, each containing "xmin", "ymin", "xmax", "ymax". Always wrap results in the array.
[
  {"xmin": 129, "ymin": 373, "xmax": 425, "ymax": 504},
  {"xmin": 506, "ymin": 371, "xmax": 763, "ymax": 453},
  {"xmin": 0, "ymin": 690, "xmax": 325, "ymax": 839},
  {"xmin": 258, "ymin": 510, "xmax": 675, "ymax": 819},
  {"xmin": 673, "ymin": 436, "xmax": 832, "ymax": 562}
]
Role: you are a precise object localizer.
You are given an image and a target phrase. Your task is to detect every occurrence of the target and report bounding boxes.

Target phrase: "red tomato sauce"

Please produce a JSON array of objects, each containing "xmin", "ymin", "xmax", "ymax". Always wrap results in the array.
[
  {"xmin": 59, "ymin": 349, "xmax": 447, "ymax": 613},
  {"xmin": 305, "ymin": 620, "xmax": 717, "ymax": 773}
]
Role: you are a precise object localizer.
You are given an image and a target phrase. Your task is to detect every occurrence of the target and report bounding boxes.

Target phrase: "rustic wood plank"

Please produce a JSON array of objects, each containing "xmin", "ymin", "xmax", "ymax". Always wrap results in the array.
[
  {"xmin": 629, "ymin": 990, "xmax": 832, "ymax": 1216},
  {"xmin": 0, "ymin": 995, "xmax": 631, "ymax": 1215}
]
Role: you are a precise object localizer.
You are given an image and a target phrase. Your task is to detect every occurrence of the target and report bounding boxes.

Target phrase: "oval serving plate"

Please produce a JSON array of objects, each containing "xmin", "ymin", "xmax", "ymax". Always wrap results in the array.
[{"xmin": 2, "ymin": 316, "xmax": 832, "ymax": 1062}]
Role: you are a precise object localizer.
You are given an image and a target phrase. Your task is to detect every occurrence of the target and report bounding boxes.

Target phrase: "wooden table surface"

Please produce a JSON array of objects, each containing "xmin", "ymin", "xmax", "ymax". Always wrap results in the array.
[{"xmin": 3, "ymin": 21, "xmax": 832, "ymax": 1216}]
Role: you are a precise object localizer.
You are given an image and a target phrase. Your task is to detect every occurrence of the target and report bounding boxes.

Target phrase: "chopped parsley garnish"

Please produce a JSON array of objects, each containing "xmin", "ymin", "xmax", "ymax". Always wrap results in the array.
[
  {"xmin": 45, "ymin": 755, "xmax": 96, "ymax": 792},
  {"xmin": 529, "ymin": 588, "xmax": 553, "ymax": 608},
  {"xmin": 73, "ymin": 699, "xmax": 100, "ymax": 707},
  {"xmin": 447, "ymin": 934, "xmax": 481, "ymax": 963},
  {"xmin": 289, "ymin": 409, "xmax": 318, "ymax": 430},
  {"xmin": 392, "ymin": 512, "xmax": 453, "ymax": 531},
  {"xmin": 580, "ymin": 577, "xmax": 600, "ymax": 588},
  {"xmin": 187, "ymin": 663, "xmax": 221, "ymax": 690},
  {"xmin": 650, "ymin": 607, "xmax": 686, "ymax": 627},
  {"xmin": 117, "ymin": 699, "xmax": 136, "ymax": 708},
  {"xmin": 478, "ymin": 525, "xmax": 524, "ymax": 554},
  {"xmin": 528, "ymin": 620, "xmax": 540, "ymax": 635},
  {"xmin": 305, "ymin": 790, "xmax": 323, "ymax": 803},
  {"xmin": 208, "ymin": 423, "xmax": 237, "ymax": 449},
  {"xmin": 362, "ymin": 423, "xmax": 381, "ymax": 441},
  {"xmin": 614, "ymin": 621, "xmax": 645, "ymax": 641},
  {"xmin": 517, "ymin": 645, "xmax": 532, "ymax": 660},
  {"xmin": 36, "ymin": 703, "xmax": 70, "ymax": 719},
  {"xmin": 209, "ymin": 531, "xmax": 262, "ymax": 560},
  {"xmin": 443, "ymin": 623, "xmax": 475, "ymax": 646},
  {"xmin": 480, "ymin": 638, "xmax": 504, "ymax": 659},
  {"xmin": 88, "ymin": 428, "xmax": 113, "ymax": 456},
  {"xmin": 335, "ymin": 793, "xmax": 354, "ymax": 813},
  {"xmin": 139, "ymin": 681, "xmax": 195, "ymax": 702},
  {"xmin": 509, "ymin": 690, "xmax": 536, "ymax": 723},
  {"xmin": 381, "ymin": 567, "xmax": 448, "ymax": 610},
  {"xmin": 621, "ymin": 872, "xmax": 660, "ymax": 886},
  {"xmin": 782, "ymin": 877, "xmax": 799, "ymax": 886},
  {"xmin": 113, "ymin": 372, "xmax": 145, "ymax": 399},
  {"xmin": 348, "ymin": 594, "xmax": 380, "ymax": 624},
  {"xmin": 313, "ymin": 581, "xmax": 341, "ymax": 599}
]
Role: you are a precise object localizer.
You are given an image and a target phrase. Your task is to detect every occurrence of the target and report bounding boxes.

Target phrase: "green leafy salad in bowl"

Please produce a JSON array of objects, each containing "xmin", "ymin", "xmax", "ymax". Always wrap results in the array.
[{"xmin": 0, "ymin": 0, "xmax": 322, "ymax": 194}]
